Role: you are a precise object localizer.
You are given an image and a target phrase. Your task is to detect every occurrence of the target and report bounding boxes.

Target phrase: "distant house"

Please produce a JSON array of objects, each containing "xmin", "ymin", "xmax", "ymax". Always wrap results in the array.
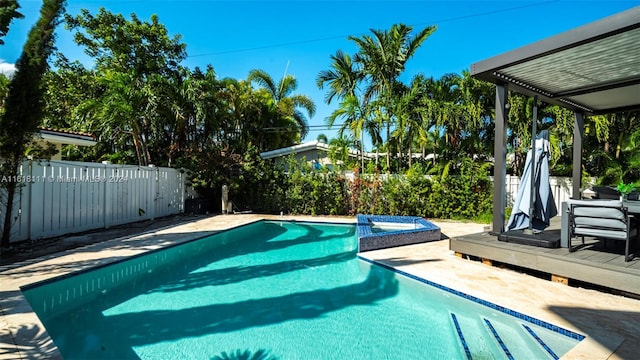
[
  {"xmin": 33, "ymin": 127, "xmax": 97, "ymax": 160},
  {"xmin": 259, "ymin": 140, "xmax": 373, "ymax": 170}
]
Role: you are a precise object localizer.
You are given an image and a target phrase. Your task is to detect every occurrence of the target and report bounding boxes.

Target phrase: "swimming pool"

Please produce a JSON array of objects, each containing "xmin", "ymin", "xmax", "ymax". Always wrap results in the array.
[{"xmin": 22, "ymin": 221, "xmax": 583, "ymax": 359}]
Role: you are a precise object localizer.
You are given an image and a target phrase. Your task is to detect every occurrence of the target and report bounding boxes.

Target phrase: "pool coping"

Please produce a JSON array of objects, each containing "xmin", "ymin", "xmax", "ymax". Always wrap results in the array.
[
  {"xmin": 357, "ymin": 214, "xmax": 442, "ymax": 251},
  {"xmin": 359, "ymin": 256, "xmax": 585, "ymax": 342},
  {"xmin": 0, "ymin": 215, "xmax": 637, "ymax": 359}
]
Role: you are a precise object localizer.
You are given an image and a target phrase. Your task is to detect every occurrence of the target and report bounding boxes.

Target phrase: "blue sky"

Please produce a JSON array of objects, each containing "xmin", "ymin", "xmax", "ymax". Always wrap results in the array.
[{"xmin": 1, "ymin": 0, "xmax": 639, "ymax": 149}]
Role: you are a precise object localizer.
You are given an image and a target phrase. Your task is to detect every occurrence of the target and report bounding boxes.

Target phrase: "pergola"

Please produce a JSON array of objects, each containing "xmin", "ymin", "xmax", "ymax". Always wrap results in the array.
[{"xmin": 470, "ymin": 6, "xmax": 640, "ymax": 234}]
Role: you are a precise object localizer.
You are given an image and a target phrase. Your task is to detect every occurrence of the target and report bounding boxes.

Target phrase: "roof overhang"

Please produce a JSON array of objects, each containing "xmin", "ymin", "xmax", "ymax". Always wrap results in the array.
[
  {"xmin": 39, "ymin": 129, "xmax": 97, "ymax": 147},
  {"xmin": 260, "ymin": 141, "xmax": 375, "ymax": 160},
  {"xmin": 259, "ymin": 141, "xmax": 330, "ymax": 159},
  {"xmin": 470, "ymin": 6, "xmax": 640, "ymax": 115}
]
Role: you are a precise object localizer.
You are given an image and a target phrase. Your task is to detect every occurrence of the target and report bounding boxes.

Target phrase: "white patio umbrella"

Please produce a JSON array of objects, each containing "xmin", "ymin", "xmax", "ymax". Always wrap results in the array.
[{"xmin": 506, "ymin": 130, "xmax": 558, "ymax": 232}]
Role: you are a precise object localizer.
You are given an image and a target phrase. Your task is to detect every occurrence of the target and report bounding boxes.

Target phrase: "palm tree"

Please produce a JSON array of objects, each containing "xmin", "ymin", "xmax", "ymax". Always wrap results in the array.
[
  {"xmin": 316, "ymin": 133, "xmax": 328, "ymax": 143},
  {"xmin": 328, "ymin": 134, "xmax": 356, "ymax": 170},
  {"xmin": 316, "ymin": 50, "xmax": 362, "ymax": 104},
  {"xmin": 248, "ymin": 69, "xmax": 315, "ymax": 141},
  {"xmin": 317, "ymin": 50, "xmax": 372, "ymax": 169},
  {"xmin": 349, "ymin": 23, "xmax": 436, "ymax": 171},
  {"xmin": 326, "ymin": 95, "xmax": 371, "ymax": 170},
  {"xmin": 424, "ymin": 127, "xmax": 444, "ymax": 166},
  {"xmin": 427, "ymin": 73, "xmax": 485, "ymax": 164},
  {"xmin": 393, "ymin": 74, "xmax": 432, "ymax": 169}
]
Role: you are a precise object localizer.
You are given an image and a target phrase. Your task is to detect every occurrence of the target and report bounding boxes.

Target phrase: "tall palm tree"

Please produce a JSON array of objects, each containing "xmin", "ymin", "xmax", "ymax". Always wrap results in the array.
[
  {"xmin": 317, "ymin": 50, "xmax": 374, "ymax": 169},
  {"xmin": 248, "ymin": 69, "xmax": 315, "ymax": 141},
  {"xmin": 349, "ymin": 23, "xmax": 436, "ymax": 171}
]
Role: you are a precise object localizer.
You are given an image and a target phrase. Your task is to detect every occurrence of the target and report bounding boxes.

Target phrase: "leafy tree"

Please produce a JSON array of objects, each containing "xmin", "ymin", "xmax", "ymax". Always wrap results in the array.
[
  {"xmin": 0, "ymin": 0, "xmax": 66, "ymax": 247},
  {"xmin": 64, "ymin": 8, "xmax": 186, "ymax": 165},
  {"xmin": 0, "ymin": 0, "xmax": 23, "ymax": 45},
  {"xmin": 584, "ymin": 111, "xmax": 640, "ymax": 184},
  {"xmin": 0, "ymin": 74, "xmax": 9, "ymax": 109}
]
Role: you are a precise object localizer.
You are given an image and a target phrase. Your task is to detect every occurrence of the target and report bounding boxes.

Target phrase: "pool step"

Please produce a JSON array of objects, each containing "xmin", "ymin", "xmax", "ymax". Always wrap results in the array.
[{"xmin": 450, "ymin": 313, "xmax": 561, "ymax": 359}]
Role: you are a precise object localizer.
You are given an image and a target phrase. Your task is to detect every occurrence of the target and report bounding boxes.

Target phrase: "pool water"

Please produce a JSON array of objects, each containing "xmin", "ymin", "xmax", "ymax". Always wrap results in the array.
[{"xmin": 23, "ymin": 221, "xmax": 583, "ymax": 359}]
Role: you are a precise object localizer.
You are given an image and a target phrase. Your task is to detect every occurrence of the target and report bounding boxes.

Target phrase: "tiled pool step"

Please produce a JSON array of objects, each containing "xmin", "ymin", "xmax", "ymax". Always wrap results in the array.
[{"xmin": 450, "ymin": 313, "xmax": 562, "ymax": 359}]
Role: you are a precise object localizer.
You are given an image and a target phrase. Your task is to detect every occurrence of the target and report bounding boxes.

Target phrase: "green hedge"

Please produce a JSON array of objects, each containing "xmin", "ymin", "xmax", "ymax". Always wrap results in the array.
[{"xmin": 231, "ymin": 156, "xmax": 493, "ymax": 222}]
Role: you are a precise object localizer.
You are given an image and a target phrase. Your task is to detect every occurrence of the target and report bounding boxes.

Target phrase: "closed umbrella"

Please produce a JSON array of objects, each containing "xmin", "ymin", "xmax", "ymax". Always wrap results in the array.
[{"xmin": 507, "ymin": 130, "xmax": 558, "ymax": 232}]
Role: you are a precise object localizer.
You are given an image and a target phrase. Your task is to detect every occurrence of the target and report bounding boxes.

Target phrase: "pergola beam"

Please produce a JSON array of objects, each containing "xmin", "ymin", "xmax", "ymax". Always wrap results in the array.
[
  {"xmin": 492, "ymin": 83, "xmax": 509, "ymax": 234},
  {"xmin": 572, "ymin": 112, "xmax": 584, "ymax": 199}
]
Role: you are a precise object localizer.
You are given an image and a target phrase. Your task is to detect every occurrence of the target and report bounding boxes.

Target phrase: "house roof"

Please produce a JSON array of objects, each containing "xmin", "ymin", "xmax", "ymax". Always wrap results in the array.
[
  {"xmin": 470, "ymin": 6, "xmax": 640, "ymax": 115},
  {"xmin": 259, "ymin": 140, "xmax": 374, "ymax": 160},
  {"xmin": 38, "ymin": 127, "xmax": 97, "ymax": 147}
]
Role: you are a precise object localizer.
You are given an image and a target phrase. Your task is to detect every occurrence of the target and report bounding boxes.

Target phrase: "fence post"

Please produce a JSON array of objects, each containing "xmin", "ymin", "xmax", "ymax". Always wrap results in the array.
[
  {"xmin": 26, "ymin": 160, "xmax": 33, "ymax": 240},
  {"xmin": 149, "ymin": 165, "xmax": 157, "ymax": 221},
  {"xmin": 102, "ymin": 162, "xmax": 109, "ymax": 229}
]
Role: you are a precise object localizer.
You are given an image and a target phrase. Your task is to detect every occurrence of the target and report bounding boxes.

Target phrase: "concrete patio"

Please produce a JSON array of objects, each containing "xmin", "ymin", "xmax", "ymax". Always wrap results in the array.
[{"xmin": 1, "ymin": 214, "xmax": 638, "ymax": 359}]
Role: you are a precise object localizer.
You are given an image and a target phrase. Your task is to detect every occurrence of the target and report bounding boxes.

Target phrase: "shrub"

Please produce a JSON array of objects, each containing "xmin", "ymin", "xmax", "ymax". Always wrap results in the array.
[{"xmin": 234, "ymin": 155, "xmax": 492, "ymax": 221}]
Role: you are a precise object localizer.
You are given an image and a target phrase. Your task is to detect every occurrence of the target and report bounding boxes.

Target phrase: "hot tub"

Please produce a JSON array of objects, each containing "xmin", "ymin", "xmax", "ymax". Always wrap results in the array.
[{"xmin": 357, "ymin": 214, "xmax": 441, "ymax": 251}]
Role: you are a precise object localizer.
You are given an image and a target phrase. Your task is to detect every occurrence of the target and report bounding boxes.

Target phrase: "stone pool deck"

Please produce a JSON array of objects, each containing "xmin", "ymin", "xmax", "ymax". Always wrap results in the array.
[{"xmin": 1, "ymin": 214, "xmax": 638, "ymax": 359}]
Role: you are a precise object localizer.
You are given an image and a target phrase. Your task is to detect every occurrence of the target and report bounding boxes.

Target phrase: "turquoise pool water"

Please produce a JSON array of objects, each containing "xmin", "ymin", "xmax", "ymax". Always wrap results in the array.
[{"xmin": 23, "ymin": 221, "xmax": 583, "ymax": 359}]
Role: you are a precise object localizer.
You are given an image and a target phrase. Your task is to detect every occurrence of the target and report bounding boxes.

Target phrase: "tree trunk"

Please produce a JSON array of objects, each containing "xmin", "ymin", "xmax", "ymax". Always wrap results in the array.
[
  {"xmin": 132, "ymin": 133, "xmax": 144, "ymax": 166},
  {"xmin": 1, "ymin": 182, "xmax": 16, "ymax": 248},
  {"xmin": 408, "ymin": 141, "xmax": 413, "ymax": 168},
  {"xmin": 1, "ymin": 155, "xmax": 21, "ymax": 248},
  {"xmin": 386, "ymin": 122, "xmax": 390, "ymax": 172}
]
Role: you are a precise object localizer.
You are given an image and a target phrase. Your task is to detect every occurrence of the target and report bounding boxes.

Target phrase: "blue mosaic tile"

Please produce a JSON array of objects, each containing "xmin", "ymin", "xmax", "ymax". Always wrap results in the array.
[
  {"xmin": 484, "ymin": 318, "xmax": 514, "ymax": 360},
  {"xmin": 358, "ymin": 256, "xmax": 586, "ymax": 342},
  {"xmin": 451, "ymin": 313, "xmax": 473, "ymax": 360},
  {"xmin": 357, "ymin": 214, "xmax": 441, "ymax": 251},
  {"xmin": 523, "ymin": 324, "xmax": 559, "ymax": 360}
]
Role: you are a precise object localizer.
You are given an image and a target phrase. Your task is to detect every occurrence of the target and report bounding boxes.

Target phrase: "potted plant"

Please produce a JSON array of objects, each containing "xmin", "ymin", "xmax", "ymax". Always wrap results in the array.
[{"xmin": 617, "ymin": 182, "xmax": 635, "ymax": 201}]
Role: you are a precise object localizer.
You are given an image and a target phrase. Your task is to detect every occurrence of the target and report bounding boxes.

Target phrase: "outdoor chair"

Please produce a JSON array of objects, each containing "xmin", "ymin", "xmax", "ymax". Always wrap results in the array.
[
  {"xmin": 568, "ymin": 200, "xmax": 637, "ymax": 262},
  {"xmin": 590, "ymin": 186, "xmax": 639, "ymax": 200}
]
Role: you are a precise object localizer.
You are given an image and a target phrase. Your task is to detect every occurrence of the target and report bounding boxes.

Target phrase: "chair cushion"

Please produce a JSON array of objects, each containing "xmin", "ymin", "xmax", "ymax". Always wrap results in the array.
[
  {"xmin": 574, "ymin": 217, "xmax": 627, "ymax": 231},
  {"xmin": 572, "ymin": 206, "xmax": 625, "ymax": 221},
  {"xmin": 569, "ymin": 200, "xmax": 635, "ymax": 242},
  {"xmin": 567, "ymin": 199, "xmax": 622, "ymax": 207},
  {"xmin": 573, "ymin": 227, "xmax": 629, "ymax": 240}
]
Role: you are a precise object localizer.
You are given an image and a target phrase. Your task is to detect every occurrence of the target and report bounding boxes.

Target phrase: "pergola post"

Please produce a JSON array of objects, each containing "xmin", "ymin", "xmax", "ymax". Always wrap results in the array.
[
  {"xmin": 492, "ymin": 83, "xmax": 509, "ymax": 234},
  {"xmin": 572, "ymin": 112, "xmax": 584, "ymax": 199}
]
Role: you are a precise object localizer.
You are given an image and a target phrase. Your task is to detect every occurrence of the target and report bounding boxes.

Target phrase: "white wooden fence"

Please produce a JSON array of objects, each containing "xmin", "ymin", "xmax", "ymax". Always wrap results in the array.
[
  {"xmin": 1, "ymin": 160, "xmax": 186, "ymax": 243},
  {"xmin": 504, "ymin": 175, "xmax": 574, "ymax": 214}
]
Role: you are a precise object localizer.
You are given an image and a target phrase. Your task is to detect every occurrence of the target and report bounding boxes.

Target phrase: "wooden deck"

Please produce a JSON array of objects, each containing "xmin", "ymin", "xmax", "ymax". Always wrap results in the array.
[{"xmin": 449, "ymin": 219, "xmax": 640, "ymax": 296}]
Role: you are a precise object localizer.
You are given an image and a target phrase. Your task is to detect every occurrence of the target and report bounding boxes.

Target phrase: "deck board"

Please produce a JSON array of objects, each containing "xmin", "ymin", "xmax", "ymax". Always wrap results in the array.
[{"xmin": 450, "ymin": 218, "xmax": 640, "ymax": 295}]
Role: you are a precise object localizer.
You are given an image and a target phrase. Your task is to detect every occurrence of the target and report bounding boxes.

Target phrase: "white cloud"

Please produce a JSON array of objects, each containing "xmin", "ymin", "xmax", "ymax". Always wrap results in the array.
[{"xmin": 0, "ymin": 60, "xmax": 17, "ymax": 78}]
